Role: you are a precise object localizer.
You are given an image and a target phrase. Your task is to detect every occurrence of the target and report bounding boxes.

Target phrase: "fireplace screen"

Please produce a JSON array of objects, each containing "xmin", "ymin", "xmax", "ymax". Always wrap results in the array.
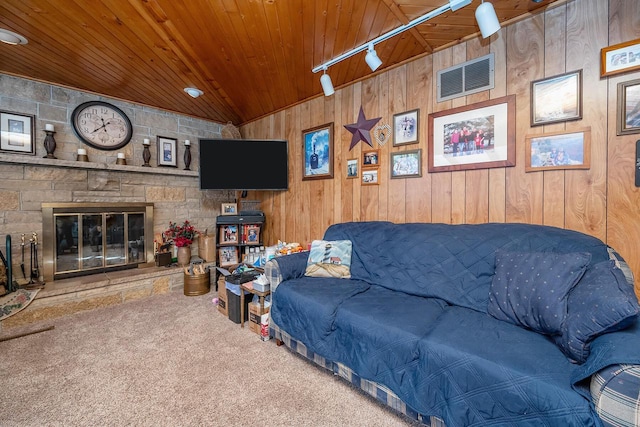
[{"xmin": 43, "ymin": 203, "xmax": 153, "ymax": 281}]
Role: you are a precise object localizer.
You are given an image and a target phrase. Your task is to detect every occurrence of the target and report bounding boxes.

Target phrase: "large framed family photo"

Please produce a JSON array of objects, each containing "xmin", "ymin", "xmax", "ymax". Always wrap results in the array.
[
  {"xmin": 302, "ymin": 123, "xmax": 334, "ymax": 180},
  {"xmin": 525, "ymin": 128, "xmax": 591, "ymax": 172},
  {"xmin": 427, "ymin": 95, "xmax": 515, "ymax": 173}
]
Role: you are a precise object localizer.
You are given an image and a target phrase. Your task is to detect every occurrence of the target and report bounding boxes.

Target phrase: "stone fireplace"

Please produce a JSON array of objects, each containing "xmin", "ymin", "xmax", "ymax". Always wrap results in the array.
[{"xmin": 42, "ymin": 203, "xmax": 154, "ymax": 282}]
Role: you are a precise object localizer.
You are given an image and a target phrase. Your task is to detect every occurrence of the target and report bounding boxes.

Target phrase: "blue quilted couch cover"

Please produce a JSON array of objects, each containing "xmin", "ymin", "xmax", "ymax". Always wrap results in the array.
[{"xmin": 270, "ymin": 222, "xmax": 640, "ymax": 426}]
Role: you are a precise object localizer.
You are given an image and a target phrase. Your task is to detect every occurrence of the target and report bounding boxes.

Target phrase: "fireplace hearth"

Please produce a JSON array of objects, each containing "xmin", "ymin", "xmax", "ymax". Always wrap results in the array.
[{"xmin": 42, "ymin": 203, "xmax": 154, "ymax": 282}]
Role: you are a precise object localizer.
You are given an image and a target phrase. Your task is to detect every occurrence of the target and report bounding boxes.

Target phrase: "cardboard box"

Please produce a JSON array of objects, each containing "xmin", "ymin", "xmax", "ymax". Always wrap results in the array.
[
  {"xmin": 248, "ymin": 302, "xmax": 270, "ymax": 335},
  {"xmin": 217, "ymin": 286, "xmax": 228, "ymax": 317}
]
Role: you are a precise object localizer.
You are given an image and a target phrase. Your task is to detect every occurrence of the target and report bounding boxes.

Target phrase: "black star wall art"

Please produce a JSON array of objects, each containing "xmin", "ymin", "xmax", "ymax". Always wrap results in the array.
[{"xmin": 344, "ymin": 106, "xmax": 382, "ymax": 150}]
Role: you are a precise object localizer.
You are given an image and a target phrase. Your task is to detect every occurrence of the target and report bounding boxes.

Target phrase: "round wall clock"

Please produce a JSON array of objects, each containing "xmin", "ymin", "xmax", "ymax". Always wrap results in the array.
[{"xmin": 71, "ymin": 101, "xmax": 133, "ymax": 150}]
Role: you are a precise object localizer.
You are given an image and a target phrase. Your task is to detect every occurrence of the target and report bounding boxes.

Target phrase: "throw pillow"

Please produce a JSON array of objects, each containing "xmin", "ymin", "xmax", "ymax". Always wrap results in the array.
[
  {"xmin": 305, "ymin": 239, "xmax": 352, "ymax": 278},
  {"xmin": 554, "ymin": 260, "xmax": 640, "ymax": 364},
  {"xmin": 488, "ymin": 250, "xmax": 591, "ymax": 335}
]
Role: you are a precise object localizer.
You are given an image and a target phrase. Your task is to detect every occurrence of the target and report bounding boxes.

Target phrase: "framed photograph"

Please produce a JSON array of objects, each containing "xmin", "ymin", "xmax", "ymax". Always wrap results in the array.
[
  {"xmin": 302, "ymin": 123, "xmax": 334, "ymax": 180},
  {"xmin": 219, "ymin": 225, "xmax": 238, "ymax": 245},
  {"xmin": 601, "ymin": 38, "xmax": 640, "ymax": 78},
  {"xmin": 617, "ymin": 78, "xmax": 640, "ymax": 136},
  {"xmin": 243, "ymin": 224, "xmax": 261, "ymax": 245},
  {"xmin": 391, "ymin": 149, "xmax": 422, "ymax": 179},
  {"xmin": 428, "ymin": 95, "xmax": 515, "ymax": 173},
  {"xmin": 0, "ymin": 110, "xmax": 35, "ymax": 155},
  {"xmin": 157, "ymin": 136, "xmax": 177, "ymax": 167},
  {"xmin": 362, "ymin": 149, "xmax": 380, "ymax": 168},
  {"xmin": 525, "ymin": 128, "xmax": 591, "ymax": 172},
  {"xmin": 362, "ymin": 169, "xmax": 379, "ymax": 185},
  {"xmin": 531, "ymin": 70, "xmax": 582, "ymax": 126},
  {"xmin": 221, "ymin": 202, "xmax": 238, "ymax": 216},
  {"xmin": 218, "ymin": 247, "xmax": 238, "ymax": 267},
  {"xmin": 346, "ymin": 158, "xmax": 358, "ymax": 178},
  {"xmin": 393, "ymin": 109, "xmax": 419, "ymax": 146}
]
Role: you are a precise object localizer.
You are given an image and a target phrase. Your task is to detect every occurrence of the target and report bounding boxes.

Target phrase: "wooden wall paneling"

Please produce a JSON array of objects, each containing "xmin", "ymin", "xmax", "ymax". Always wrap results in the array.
[
  {"xmin": 332, "ymin": 90, "xmax": 344, "ymax": 226},
  {"xmin": 464, "ymin": 38, "xmax": 492, "ymax": 225},
  {"xmin": 540, "ymin": 5, "xmax": 568, "ymax": 229},
  {"xmin": 377, "ymin": 71, "xmax": 391, "ymax": 222},
  {"xmin": 451, "ymin": 43, "xmax": 469, "ymax": 225},
  {"xmin": 323, "ymin": 96, "xmax": 337, "ymax": 234},
  {"xmin": 388, "ymin": 66, "xmax": 408, "ymax": 224},
  {"xmin": 405, "ymin": 55, "xmax": 433, "ymax": 223},
  {"xmin": 352, "ymin": 82, "xmax": 363, "ymax": 222},
  {"xmin": 308, "ymin": 97, "xmax": 326, "ymax": 242},
  {"xmin": 505, "ymin": 15, "xmax": 545, "ymax": 224},
  {"xmin": 360, "ymin": 77, "xmax": 381, "ymax": 221},
  {"xmin": 339, "ymin": 85, "xmax": 356, "ymax": 223},
  {"xmin": 489, "ymin": 31, "xmax": 508, "ymax": 223},
  {"xmin": 430, "ymin": 49, "xmax": 454, "ymax": 224},
  {"xmin": 606, "ymin": 0, "xmax": 640, "ymax": 296},
  {"xmin": 564, "ymin": 0, "xmax": 608, "ymax": 241},
  {"xmin": 271, "ymin": 110, "xmax": 287, "ymax": 244},
  {"xmin": 287, "ymin": 104, "xmax": 304, "ymax": 244}
]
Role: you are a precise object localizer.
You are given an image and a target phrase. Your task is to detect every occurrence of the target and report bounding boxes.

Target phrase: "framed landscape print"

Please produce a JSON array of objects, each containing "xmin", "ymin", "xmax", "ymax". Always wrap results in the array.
[
  {"xmin": 601, "ymin": 38, "xmax": 640, "ymax": 78},
  {"xmin": 428, "ymin": 95, "xmax": 516, "ymax": 173},
  {"xmin": 157, "ymin": 136, "xmax": 177, "ymax": 167},
  {"xmin": 393, "ymin": 109, "xmax": 419, "ymax": 146},
  {"xmin": 391, "ymin": 149, "xmax": 422, "ymax": 179},
  {"xmin": 617, "ymin": 78, "xmax": 640, "ymax": 136},
  {"xmin": 525, "ymin": 128, "xmax": 591, "ymax": 172},
  {"xmin": 0, "ymin": 110, "xmax": 35, "ymax": 155},
  {"xmin": 531, "ymin": 70, "xmax": 582, "ymax": 126},
  {"xmin": 302, "ymin": 123, "xmax": 333, "ymax": 180}
]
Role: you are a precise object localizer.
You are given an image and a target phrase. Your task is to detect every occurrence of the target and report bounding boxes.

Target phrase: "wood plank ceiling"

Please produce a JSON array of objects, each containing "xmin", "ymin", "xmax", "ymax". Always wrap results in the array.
[{"xmin": 0, "ymin": 0, "xmax": 559, "ymax": 126}]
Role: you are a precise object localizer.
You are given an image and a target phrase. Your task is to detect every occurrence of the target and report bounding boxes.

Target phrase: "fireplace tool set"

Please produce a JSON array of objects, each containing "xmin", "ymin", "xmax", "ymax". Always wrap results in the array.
[{"xmin": 0, "ymin": 232, "xmax": 44, "ymax": 296}]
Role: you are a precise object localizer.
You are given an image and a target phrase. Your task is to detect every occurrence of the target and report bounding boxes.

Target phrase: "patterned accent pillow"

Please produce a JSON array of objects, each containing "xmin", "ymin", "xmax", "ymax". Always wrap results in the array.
[
  {"xmin": 488, "ymin": 250, "xmax": 591, "ymax": 335},
  {"xmin": 554, "ymin": 260, "xmax": 640, "ymax": 364},
  {"xmin": 305, "ymin": 240, "xmax": 352, "ymax": 278}
]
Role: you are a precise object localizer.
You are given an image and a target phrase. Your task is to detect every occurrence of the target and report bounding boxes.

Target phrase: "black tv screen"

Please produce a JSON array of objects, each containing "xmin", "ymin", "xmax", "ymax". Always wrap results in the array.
[{"xmin": 199, "ymin": 139, "xmax": 289, "ymax": 190}]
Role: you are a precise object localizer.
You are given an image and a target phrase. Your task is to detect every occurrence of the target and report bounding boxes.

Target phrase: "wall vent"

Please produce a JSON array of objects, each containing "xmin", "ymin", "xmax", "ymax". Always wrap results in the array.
[{"xmin": 437, "ymin": 53, "xmax": 494, "ymax": 102}]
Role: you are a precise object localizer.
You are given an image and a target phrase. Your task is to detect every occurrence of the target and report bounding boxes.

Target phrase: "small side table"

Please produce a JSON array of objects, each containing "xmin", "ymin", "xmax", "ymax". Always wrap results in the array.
[{"xmin": 240, "ymin": 282, "xmax": 270, "ymax": 328}]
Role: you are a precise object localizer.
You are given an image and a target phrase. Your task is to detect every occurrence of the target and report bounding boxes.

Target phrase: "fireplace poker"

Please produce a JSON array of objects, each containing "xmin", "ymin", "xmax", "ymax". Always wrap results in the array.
[
  {"xmin": 31, "ymin": 232, "xmax": 39, "ymax": 282},
  {"xmin": 20, "ymin": 233, "xmax": 26, "ymax": 280}
]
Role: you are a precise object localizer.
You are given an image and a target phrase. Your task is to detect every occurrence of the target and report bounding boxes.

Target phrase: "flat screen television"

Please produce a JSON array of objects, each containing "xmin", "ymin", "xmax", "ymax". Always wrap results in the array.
[{"xmin": 199, "ymin": 138, "xmax": 289, "ymax": 190}]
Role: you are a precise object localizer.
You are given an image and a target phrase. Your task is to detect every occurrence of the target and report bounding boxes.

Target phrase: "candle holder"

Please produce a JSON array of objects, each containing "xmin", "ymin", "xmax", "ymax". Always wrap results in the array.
[
  {"xmin": 116, "ymin": 157, "xmax": 127, "ymax": 165},
  {"xmin": 142, "ymin": 143, "xmax": 151, "ymax": 167},
  {"xmin": 183, "ymin": 144, "xmax": 192, "ymax": 170},
  {"xmin": 77, "ymin": 152, "xmax": 88, "ymax": 162},
  {"xmin": 43, "ymin": 130, "xmax": 57, "ymax": 159}
]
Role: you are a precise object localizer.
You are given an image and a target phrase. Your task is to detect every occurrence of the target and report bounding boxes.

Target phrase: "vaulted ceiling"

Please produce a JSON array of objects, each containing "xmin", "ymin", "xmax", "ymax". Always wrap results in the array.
[{"xmin": 0, "ymin": 0, "xmax": 560, "ymax": 126}]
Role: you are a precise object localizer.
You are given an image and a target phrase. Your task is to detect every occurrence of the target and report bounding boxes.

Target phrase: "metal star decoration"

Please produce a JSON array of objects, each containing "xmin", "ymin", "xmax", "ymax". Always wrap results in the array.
[{"xmin": 344, "ymin": 106, "xmax": 382, "ymax": 150}]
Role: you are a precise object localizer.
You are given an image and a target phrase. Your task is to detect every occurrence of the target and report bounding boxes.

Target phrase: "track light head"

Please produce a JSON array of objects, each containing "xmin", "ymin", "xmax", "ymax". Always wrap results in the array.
[
  {"xmin": 320, "ymin": 68, "xmax": 335, "ymax": 96},
  {"xmin": 475, "ymin": 1, "xmax": 501, "ymax": 38},
  {"xmin": 365, "ymin": 44, "xmax": 382, "ymax": 72}
]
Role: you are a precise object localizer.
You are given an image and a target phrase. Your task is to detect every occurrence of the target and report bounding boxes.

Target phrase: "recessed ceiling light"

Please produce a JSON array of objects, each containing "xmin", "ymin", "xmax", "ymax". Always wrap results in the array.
[
  {"xmin": 0, "ymin": 29, "xmax": 28, "ymax": 45},
  {"xmin": 184, "ymin": 87, "xmax": 204, "ymax": 98}
]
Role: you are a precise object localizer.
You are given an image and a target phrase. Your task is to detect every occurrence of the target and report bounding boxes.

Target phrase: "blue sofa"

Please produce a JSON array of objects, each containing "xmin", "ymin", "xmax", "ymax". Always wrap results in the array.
[{"xmin": 266, "ymin": 222, "xmax": 640, "ymax": 426}]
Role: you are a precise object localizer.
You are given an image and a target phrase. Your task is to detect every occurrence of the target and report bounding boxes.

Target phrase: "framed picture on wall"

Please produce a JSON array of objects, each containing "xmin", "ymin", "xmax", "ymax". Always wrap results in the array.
[
  {"xmin": 390, "ymin": 149, "xmax": 422, "ymax": 179},
  {"xmin": 530, "ymin": 70, "xmax": 582, "ymax": 126},
  {"xmin": 617, "ymin": 78, "xmax": 640, "ymax": 136},
  {"xmin": 346, "ymin": 158, "xmax": 358, "ymax": 178},
  {"xmin": 601, "ymin": 38, "xmax": 640, "ymax": 78},
  {"xmin": 157, "ymin": 136, "xmax": 178, "ymax": 167},
  {"xmin": 362, "ymin": 149, "xmax": 380, "ymax": 168},
  {"xmin": 524, "ymin": 128, "xmax": 591, "ymax": 172},
  {"xmin": 393, "ymin": 109, "xmax": 419, "ymax": 146},
  {"xmin": 0, "ymin": 110, "xmax": 35, "ymax": 155},
  {"xmin": 428, "ymin": 95, "xmax": 516, "ymax": 173},
  {"xmin": 302, "ymin": 123, "xmax": 334, "ymax": 180},
  {"xmin": 362, "ymin": 169, "xmax": 378, "ymax": 185}
]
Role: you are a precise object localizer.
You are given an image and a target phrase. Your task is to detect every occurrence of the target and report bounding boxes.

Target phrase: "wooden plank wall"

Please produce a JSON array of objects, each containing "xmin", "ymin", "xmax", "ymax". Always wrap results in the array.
[{"xmin": 242, "ymin": 0, "xmax": 640, "ymax": 296}]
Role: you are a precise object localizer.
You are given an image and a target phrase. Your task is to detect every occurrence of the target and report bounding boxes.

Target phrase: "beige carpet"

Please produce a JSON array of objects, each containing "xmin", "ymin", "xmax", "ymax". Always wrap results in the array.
[{"xmin": 0, "ymin": 289, "xmax": 420, "ymax": 426}]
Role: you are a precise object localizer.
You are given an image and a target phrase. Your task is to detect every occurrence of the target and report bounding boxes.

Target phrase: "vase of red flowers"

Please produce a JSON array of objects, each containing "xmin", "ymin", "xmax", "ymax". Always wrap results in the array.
[{"xmin": 164, "ymin": 221, "xmax": 199, "ymax": 266}]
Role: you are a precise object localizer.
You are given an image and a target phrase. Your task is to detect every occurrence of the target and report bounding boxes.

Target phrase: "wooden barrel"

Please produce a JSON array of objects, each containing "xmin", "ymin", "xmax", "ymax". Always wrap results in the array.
[{"xmin": 183, "ymin": 271, "xmax": 210, "ymax": 296}]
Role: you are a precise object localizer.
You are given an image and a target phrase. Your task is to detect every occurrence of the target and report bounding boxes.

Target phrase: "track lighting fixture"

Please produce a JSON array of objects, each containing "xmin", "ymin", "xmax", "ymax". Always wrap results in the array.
[
  {"xmin": 312, "ymin": 0, "xmax": 501, "ymax": 96},
  {"xmin": 475, "ymin": 1, "xmax": 501, "ymax": 38},
  {"xmin": 365, "ymin": 44, "xmax": 382, "ymax": 72},
  {"xmin": 320, "ymin": 68, "xmax": 335, "ymax": 96}
]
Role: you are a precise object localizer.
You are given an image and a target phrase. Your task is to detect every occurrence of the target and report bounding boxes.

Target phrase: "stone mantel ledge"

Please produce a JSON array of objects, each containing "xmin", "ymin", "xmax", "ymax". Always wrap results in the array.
[{"xmin": 0, "ymin": 153, "xmax": 198, "ymax": 178}]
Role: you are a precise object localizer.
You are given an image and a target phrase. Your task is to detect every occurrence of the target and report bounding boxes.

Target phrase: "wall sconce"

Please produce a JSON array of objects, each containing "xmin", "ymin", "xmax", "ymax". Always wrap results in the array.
[
  {"xmin": 365, "ymin": 44, "xmax": 382, "ymax": 72},
  {"xmin": 320, "ymin": 68, "xmax": 335, "ymax": 97},
  {"xmin": 184, "ymin": 87, "xmax": 204, "ymax": 98},
  {"xmin": 475, "ymin": 1, "xmax": 501, "ymax": 38}
]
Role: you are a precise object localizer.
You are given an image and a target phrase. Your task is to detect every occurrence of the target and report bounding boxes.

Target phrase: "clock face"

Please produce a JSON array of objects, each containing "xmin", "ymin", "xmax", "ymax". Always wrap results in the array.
[{"xmin": 71, "ymin": 101, "xmax": 133, "ymax": 150}]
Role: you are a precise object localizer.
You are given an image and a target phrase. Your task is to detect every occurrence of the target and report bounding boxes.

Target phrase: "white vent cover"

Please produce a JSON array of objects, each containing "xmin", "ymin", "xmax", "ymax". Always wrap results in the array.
[{"xmin": 437, "ymin": 53, "xmax": 495, "ymax": 102}]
